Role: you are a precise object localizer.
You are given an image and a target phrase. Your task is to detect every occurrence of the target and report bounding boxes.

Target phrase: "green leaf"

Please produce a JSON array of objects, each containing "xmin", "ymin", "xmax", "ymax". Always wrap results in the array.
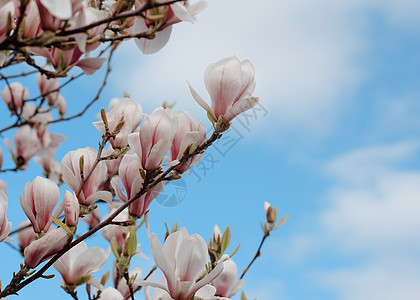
[
  {"xmin": 275, "ymin": 215, "xmax": 289, "ymax": 229},
  {"xmin": 127, "ymin": 226, "xmax": 137, "ymax": 258},
  {"xmin": 110, "ymin": 239, "xmax": 120, "ymax": 261},
  {"xmin": 221, "ymin": 226, "xmax": 231, "ymax": 254},
  {"xmin": 52, "ymin": 215, "xmax": 72, "ymax": 235},
  {"xmin": 241, "ymin": 291, "xmax": 248, "ymax": 300},
  {"xmin": 207, "ymin": 110, "xmax": 215, "ymax": 126},
  {"xmin": 101, "ymin": 270, "xmax": 110, "ymax": 286}
]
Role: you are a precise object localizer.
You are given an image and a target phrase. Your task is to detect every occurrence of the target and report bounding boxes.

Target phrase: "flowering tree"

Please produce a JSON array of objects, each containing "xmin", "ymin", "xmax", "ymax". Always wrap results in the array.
[{"xmin": 0, "ymin": 0, "xmax": 288, "ymax": 299}]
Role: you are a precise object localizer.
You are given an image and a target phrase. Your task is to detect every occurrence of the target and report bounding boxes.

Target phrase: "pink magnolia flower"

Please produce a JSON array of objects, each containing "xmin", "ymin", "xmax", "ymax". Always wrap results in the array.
[
  {"xmin": 34, "ymin": 147, "xmax": 62, "ymax": 182},
  {"xmin": 128, "ymin": 107, "xmax": 175, "ymax": 171},
  {"xmin": 111, "ymin": 154, "xmax": 164, "ymax": 218},
  {"xmin": 24, "ymin": 227, "xmax": 71, "ymax": 268},
  {"xmin": 170, "ymin": 111, "xmax": 206, "ymax": 173},
  {"xmin": 0, "ymin": 145, "xmax": 3, "ymax": 169},
  {"xmin": 0, "ymin": 191, "xmax": 12, "ymax": 242},
  {"xmin": 137, "ymin": 216, "xmax": 225, "ymax": 300},
  {"xmin": 1, "ymin": 82, "xmax": 29, "ymax": 112},
  {"xmin": 61, "ymin": 147, "xmax": 112, "ymax": 206},
  {"xmin": 37, "ymin": 68, "xmax": 60, "ymax": 106},
  {"xmin": 64, "ymin": 191, "xmax": 79, "ymax": 227},
  {"xmin": 188, "ymin": 56, "xmax": 258, "ymax": 124},
  {"xmin": 211, "ymin": 259, "xmax": 244, "ymax": 297},
  {"xmin": 17, "ymin": 220, "xmax": 36, "ymax": 255},
  {"xmin": 53, "ymin": 241, "xmax": 110, "ymax": 287},
  {"xmin": 19, "ymin": 176, "xmax": 61, "ymax": 234},
  {"xmin": 133, "ymin": 0, "xmax": 207, "ymax": 54},
  {"xmin": 4, "ymin": 125, "xmax": 42, "ymax": 169},
  {"xmin": 93, "ymin": 97, "xmax": 143, "ymax": 149},
  {"xmin": 57, "ymin": 94, "xmax": 67, "ymax": 116},
  {"xmin": 29, "ymin": 45, "xmax": 107, "ymax": 75}
]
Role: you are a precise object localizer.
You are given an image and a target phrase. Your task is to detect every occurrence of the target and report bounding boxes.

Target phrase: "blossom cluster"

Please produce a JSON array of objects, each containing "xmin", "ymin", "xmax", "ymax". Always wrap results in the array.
[{"xmin": 0, "ymin": 51, "xmax": 268, "ymax": 300}]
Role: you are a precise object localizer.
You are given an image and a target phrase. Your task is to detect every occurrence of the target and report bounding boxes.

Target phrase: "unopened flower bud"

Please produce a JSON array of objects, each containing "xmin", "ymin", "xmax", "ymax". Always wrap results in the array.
[{"xmin": 264, "ymin": 201, "xmax": 276, "ymax": 224}]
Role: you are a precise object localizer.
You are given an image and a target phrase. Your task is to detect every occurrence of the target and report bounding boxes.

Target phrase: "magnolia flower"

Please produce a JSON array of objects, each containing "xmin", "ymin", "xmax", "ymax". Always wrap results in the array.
[
  {"xmin": 36, "ymin": 68, "xmax": 60, "ymax": 106},
  {"xmin": 136, "ymin": 215, "xmax": 225, "ymax": 300},
  {"xmin": 170, "ymin": 111, "xmax": 206, "ymax": 173},
  {"xmin": 111, "ymin": 154, "xmax": 164, "ymax": 218},
  {"xmin": 64, "ymin": 191, "xmax": 79, "ymax": 227},
  {"xmin": 128, "ymin": 107, "xmax": 175, "ymax": 170},
  {"xmin": 53, "ymin": 241, "xmax": 110, "ymax": 288},
  {"xmin": 19, "ymin": 176, "xmax": 62, "ymax": 234},
  {"xmin": 24, "ymin": 227, "xmax": 71, "ymax": 268},
  {"xmin": 189, "ymin": 56, "xmax": 258, "ymax": 124},
  {"xmin": 133, "ymin": 0, "xmax": 207, "ymax": 54},
  {"xmin": 1, "ymin": 82, "xmax": 29, "ymax": 112},
  {"xmin": 17, "ymin": 221, "xmax": 36, "ymax": 255},
  {"xmin": 0, "ymin": 191, "xmax": 12, "ymax": 242},
  {"xmin": 93, "ymin": 97, "xmax": 143, "ymax": 149},
  {"xmin": 4, "ymin": 125, "xmax": 42, "ymax": 169},
  {"xmin": 57, "ymin": 94, "xmax": 67, "ymax": 116},
  {"xmin": 211, "ymin": 259, "xmax": 244, "ymax": 297},
  {"xmin": 61, "ymin": 147, "xmax": 112, "ymax": 205},
  {"xmin": 29, "ymin": 46, "xmax": 107, "ymax": 75},
  {"xmin": 34, "ymin": 147, "xmax": 62, "ymax": 182}
]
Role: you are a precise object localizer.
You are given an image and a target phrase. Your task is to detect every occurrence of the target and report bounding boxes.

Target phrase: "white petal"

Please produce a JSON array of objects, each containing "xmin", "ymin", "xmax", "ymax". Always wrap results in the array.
[{"xmin": 40, "ymin": 0, "xmax": 72, "ymax": 19}]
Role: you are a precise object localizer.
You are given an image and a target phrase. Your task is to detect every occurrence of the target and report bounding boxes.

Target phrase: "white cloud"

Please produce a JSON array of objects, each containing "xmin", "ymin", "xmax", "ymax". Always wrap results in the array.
[
  {"xmin": 110, "ymin": 0, "xmax": 420, "ymax": 138},
  {"xmin": 312, "ymin": 141, "xmax": 420, "ymax": 298}
]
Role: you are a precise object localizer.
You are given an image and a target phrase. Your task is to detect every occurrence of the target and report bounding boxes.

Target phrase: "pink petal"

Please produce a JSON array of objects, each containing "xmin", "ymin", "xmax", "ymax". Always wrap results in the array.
[{"xmin": 75, "ymin": 57, "xmax": 107, "ymax": 75}]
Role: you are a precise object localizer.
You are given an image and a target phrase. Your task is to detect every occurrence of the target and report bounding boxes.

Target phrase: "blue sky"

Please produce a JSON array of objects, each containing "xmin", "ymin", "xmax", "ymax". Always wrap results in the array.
[{"xmin": 1, "ymin": 0, "xmax": 420, "ymax": 299}]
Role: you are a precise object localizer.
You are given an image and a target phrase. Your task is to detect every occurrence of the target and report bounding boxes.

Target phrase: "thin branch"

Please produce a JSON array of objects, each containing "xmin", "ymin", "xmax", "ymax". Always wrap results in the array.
[{"xmin": 240, "ymin": 233, "xmax": 269, "ymax": 280}]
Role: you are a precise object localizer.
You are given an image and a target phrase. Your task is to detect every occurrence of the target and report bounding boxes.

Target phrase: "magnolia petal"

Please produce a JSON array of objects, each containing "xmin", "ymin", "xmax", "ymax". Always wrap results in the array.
[
  {"xmin": 75, "ymin": 57, "xmax": 107, "ymax": 75},
  {"xmin": 187, "ymin": 82, "xmax": 214, "ymax": 119},
  {"xmin": 145, "ymin": 137, "xmax": 172, "ymax": 170},
  {"xmin": 187, "ymin": 258, "xmax": 225, "ymax": 298},
  {"xmin": 134, "ymin": 279, "xmax": 169, "ymax": 295},
  {"xmin": 228, "ymin": 279, "xmax": 246, "ymax": 298},
  {"xmin": 149, "ymin": 232, "xmax": 177, "ymax": 293},
  {"xmin": 134, "ymin": 26, "xmax": 173, "ymax": 55},
  {"xmin": 224, "ymin": 96, "xmax": 259, "ymax": 122},
  {"xmin": 40, "ymin": 0, "xmax": 72, "ymax": 19},
  {"xmin": 195, "ymin": 284, "xmax": 217, "ymax": 299},
  {"xmin": 111, "ymin": 177, "xmax": 128, "ymax": 203},
  {"xmin": 171, "ymin": 3, "xmax": 195, "ymax": 23},
  {"xmin": 187, "ymin": 0, "xmax": 208, "ymax": 16},
  {"xmin": 85, "ymin": 191, "xmax": 113, "ymax": 205}
]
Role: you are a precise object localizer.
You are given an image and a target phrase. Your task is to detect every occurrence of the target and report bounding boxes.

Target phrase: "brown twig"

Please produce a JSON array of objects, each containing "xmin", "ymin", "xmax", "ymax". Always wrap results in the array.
[{"xmin": 240, "ymin": 233, "xmax": 269, "ymax": 280}]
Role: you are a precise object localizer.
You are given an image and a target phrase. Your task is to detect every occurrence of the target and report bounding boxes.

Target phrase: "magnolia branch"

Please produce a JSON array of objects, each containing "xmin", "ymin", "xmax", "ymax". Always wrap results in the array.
[{"xmin": 0, "ymin": 124, "xmax": 225, "ymax": 297}]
